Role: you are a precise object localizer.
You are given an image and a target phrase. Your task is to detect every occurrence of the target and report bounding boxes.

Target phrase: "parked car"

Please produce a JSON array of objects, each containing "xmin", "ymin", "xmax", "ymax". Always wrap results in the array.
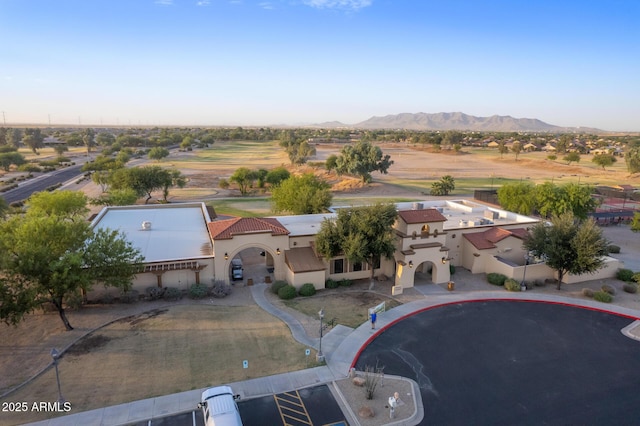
[{"xmin": 198, "ymin": 386, "xmax": 243, "ymax": 426}]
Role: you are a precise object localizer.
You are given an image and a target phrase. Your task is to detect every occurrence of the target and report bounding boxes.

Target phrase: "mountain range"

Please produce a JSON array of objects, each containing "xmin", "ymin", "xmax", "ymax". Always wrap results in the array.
[{"xmin": 314, "ymin": 112, "xmax": 602, "ymax": 133}]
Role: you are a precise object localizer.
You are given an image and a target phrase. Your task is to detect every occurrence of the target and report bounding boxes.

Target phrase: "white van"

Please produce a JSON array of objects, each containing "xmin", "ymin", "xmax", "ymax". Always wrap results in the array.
[{"xmin": 198, "ymin": 386, "xmax": 243, "ymax": 426}]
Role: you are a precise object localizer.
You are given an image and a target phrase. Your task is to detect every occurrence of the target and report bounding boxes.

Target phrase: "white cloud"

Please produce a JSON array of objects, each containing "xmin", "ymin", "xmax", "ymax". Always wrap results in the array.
[
  {"xmin": 196, "ymin": 0, "xmax": 210, "ymax": 5},
  {"xmin": 259, "ymin": 2, "xmax": 274, "ymax": 9},
  {"xmin": 303, "ymin": 0, "xmax": 372, "ymax": 10},
  {"xmin": 154, "ymin": 0, "xmax": 174, "ymax": 5}
]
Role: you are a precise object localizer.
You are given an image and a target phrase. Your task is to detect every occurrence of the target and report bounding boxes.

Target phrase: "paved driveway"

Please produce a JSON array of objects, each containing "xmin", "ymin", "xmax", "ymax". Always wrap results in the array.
[{"xmin": 354, "ymin": 301, "xmax": 640, "ymax": 425}]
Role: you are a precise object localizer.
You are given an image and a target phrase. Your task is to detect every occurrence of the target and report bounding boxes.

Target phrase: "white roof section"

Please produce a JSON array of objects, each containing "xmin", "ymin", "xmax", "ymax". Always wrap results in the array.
[
  {"xmin": 91, "ymin": 203, "xmax": 214, "ymax": 264},
  {"xmin": 273, "ymin": 199, "xmax": 538, "ymax": 235}
]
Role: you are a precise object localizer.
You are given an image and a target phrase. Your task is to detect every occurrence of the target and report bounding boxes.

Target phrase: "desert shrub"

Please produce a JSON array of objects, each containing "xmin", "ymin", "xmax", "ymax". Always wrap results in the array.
[
  {"xmin": 211, "ymin": 281, "xmax": 232, "ymax": 298},
  {"xmin": 163, "ymin": 287, "xmax": 182, "ymax": 300},
  {"xmin": 120, "ymin": 289, "xmax": 139, "ymax": 304},
  {"xmin": 145, "ymin": 286, "xmax": 165, "ymax": 300},
  {"xmin": 189, "ymin": 283, "xmax": 209, "ymax": 299},
  {"xmin": 607, "ymin": 244, "xmax": 621, "ymax": 254},
  {"xmin": 487, "ymin": 273, "xmax": 507, "ymax": 286},
  {"xmin": 547, "ymin": 154, "xmax": 557, "ymax": 161},
  {"xmin": 271, "ymin": 280, "xmax": 288, "ymax": 295},
  {"xmin": 582, "ymin": 288, "xmax": 595, "ymax": 298},
  {"xmin": 278, "ymin": 285, "xmax": 297, "ymax": 300},
  {"xmin": 616, "ymin": 269, "xmax": 635, "ymax": 282},
  {"xmin": 449, "ymin": 264, "xmax": 456, "ymax": 275},
  {"xmin": 218, "ymin": 178, "xmax": 230, "ymax": 189},
  {"xmin": 325, "ymin": 278, "xmax": 339, "ymax": 289},
  {"xmin": 524, "ymin": 281, "xmax": 535, "ymax": 290},
  {"xmin": 339, "ymin": 278, "xmax": 352, "ymax": 287},
  {"xmin": 298, "ymin": 283, "xmax": 316, "ymax": 297},
  {"xmin": 633, "ymin": 273, "xmax": 640, "ymax": 284},
  {"xmin": 504, "ymin": 278, "xmax": 521, "ymax": 292},
  {"xmin": 17, "ymin": 164, "xmax": 41, "ymax": 173},
  {"xmin": 623, "ymin": 283, "xmax": 638, "ymax": 294},
  {"xmin": 593, "ymin": 291, "xmax": 613, "ymax": 303},
  {"xmin": 601, "ymin": 284, "xmax": 616, "ymax": 295}
]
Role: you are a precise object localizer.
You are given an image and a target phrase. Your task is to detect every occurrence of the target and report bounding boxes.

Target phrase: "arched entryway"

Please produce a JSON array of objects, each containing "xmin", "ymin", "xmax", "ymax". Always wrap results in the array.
[
  {"xmin": 413, "ymin": 260, "xmax": 439, "ymax": 285},
  {"xmin": 222, "ymin": 244, "xmax": 282, "ymax": 286}
]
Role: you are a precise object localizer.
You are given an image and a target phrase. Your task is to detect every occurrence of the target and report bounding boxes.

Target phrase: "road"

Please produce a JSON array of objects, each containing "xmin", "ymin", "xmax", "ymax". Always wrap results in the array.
[{"xmin": 0, "ymin": 164, "xmax": 85, "ymax": 204}]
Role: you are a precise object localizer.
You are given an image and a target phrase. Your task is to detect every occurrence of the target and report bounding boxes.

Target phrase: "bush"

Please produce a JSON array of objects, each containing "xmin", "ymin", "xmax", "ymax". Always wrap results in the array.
[
  {"xmin": 271, "ymin": 280, "xmax": 288, "ymax": 295},
  {"xmin": 339, "ymin": 279, "xmax": 352, "ymax": 287},
  {"xmin": 211, "ymin": 281, "xmax": 232, "ymax": 298},
  {"xmin": 504, "ymin": 278, "xmax": 521, "ymax": 292},
  {"xmin": 623, "ymin": 283, "xmax": 638, "ymax": 294},
  {"xmin": 278, "ymin": 285, "xmax": 297, "ymax": 300},
  {"xmin": 616, "ymin": 269, "xmax": 635, "ymax": 282},
  {"xmin": 17, "ymin": 164, "xmax": 41, "ymax": 173},
  {"xmin": 299, "ymin": 283, "xmax": 316, "ymax": 297},
  {"xmin": 633, "ymin": 273, "xmax": 640, "ymax": 284},
  {"xmin": 607, "ymin": 244, "xmax": 621, "ymax": 254},
  {"xmin": 582, "ymin": 288, "xmax": 595, "ymax": 298},
  {"xmin": 218, "ymin": 178, "xmax": 230, "ymax": 189},
  {"xmin": 487, "ymin": 273, "xmax": 507, "ymax": 286},
  {"xmin": 189, "ymin": 283, "xmax": 209, "ymax": 299},
  {"xmin": 120, "ymin": 290, "xmax": 139, "ymax": 304},
  {"xmin": 145, "ymin": 286, "xmax": 165, "ymax": 300},
  {"xmin": 593, "ymin": 291, "xmax": 613, "ymax": 303},
  {"xmin": 163, "ymin": 287, "xmax": 182, "ymax": 300},
  {"xmin": 325, "ymin": 278, "xmax": 339, "ymax": 289},
  {"xmin": 601, "ymin": 284, "xmax": 616, "ymax": 295}
]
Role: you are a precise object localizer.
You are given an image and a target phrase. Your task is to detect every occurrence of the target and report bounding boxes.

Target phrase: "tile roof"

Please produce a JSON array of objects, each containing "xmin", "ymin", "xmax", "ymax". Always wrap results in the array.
[
  {"xmin": 207, "ymin": 217, "xmax": 289, "ymax": 240},
  {"xmin": 398, "ymin": 209, "xmax": 447, "ymax": 224},
  {"xmin": 463, "ymin": 227, "xmax": 529, "ymax": 250}
]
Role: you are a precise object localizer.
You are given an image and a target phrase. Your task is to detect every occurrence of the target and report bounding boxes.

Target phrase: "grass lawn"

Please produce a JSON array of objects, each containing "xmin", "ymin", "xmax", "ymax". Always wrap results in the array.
[
  {"xmin": 173, "ymin": 140, "xmax": 288, "ymax": 169},
  {"xmin": 208, "ymin": 197, "xmax": 272, "ymax": 217},
  {"xmin": 284, "ymin": 290, "xmax": 401, "ymax": 329},
  {"xmin": 0, "ymin": 304, "xmax": 316, "ymax": 425}
]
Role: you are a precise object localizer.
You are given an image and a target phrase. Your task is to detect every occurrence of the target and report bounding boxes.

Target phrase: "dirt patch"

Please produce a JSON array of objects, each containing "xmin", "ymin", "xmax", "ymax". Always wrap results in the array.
[
  {"xmin": 118, "ymin": 308, "xmax": 169, "ymax": 327},
  {"xmin": 66, "ymin": 333, "xmax": 112, "ymax": 356}
]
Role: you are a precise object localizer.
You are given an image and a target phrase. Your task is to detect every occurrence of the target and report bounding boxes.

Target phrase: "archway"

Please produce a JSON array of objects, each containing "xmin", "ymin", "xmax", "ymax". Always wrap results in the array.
[
  {"xmin": 223, "ymin": 245, "xmax": 281, "ymax": 286},
  {"xmin": 413, "ymin": 260, "xmax": 438, "ymax": 285}
]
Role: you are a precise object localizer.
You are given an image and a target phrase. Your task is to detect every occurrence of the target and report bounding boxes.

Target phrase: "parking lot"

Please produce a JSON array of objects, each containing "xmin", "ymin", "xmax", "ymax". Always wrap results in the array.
[{"xmin": 128, "ymin": 385, "xmax": 347, "ymax": 426}]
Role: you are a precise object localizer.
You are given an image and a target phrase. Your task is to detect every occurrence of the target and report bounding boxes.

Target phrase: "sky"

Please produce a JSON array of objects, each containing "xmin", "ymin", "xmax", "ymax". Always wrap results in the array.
[{"xmin": 1, "ymin": 0, "xmax": 639, "ymax": 131}]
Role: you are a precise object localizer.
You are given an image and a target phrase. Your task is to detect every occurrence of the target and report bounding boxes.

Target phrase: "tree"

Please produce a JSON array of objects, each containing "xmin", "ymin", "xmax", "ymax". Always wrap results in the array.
[
  {"xmin": 265, "ymin": 167, "xmax": 290, "ymax": 186},
  {"xmin": 592, "ymin": 153, "xmax": 616, "ymax": 170},
  {"xmin": 0, "ymin": 152, "xmax": 26, "ymax": 171},
  {"xmin": 315, "ymin": 204, "xmax": 397, "ymax": 290},
  {"xmin": 96, "ymin": 132, "xmax": 116, "ymax": 146},
  {"xmin": 148, "ymin": 146, "xmax": 170, "ymax": 161},
  {"xmin": 229, "ymin": 167, "xmax": 257, "ymax": 196},
  {"xmin": 27, "ymin": 190, "xmax": 89, "ymax": 217},
  {"xmin": 271, "ymin": 173, "xmax": 332, "ymax": 214},
  {"xmin": 325, "ymin": 154, "xmax": 338, "ymax": 172},
  {"xmin": 6, "ymin": 128, "xmax": 22, "ymax": 148},
  {"xmin": 53, "ymin": 144, "xmax": 69, "ymax": 157},
  {"xmin": 563, "ymin": 152, "xmax": 581, "ymax": 165},
  {"xmin": 624, "ymin": 147, "xmax": 640, "ymax": 174},
  {"xmin": 524, "ymin": 212, "xmax": 608, "ymax": 290},
  {"xmin": 90, "ymin": 188, "xmax": 139, "ymax": 206},
  {"xmin": 511, "ymin": 141, "xmax": 523, "ymax": 161},
  {"xmin": 109, "ymin": 166, "xmax": 182, "ymax": 203},
  {"xmin": 82, "ymin": 128, "xmax": 95, "ymax": 155},
  {"xmin": 0, "ymin": 197, "xmax": 7, "ymax": 218},
  {"xmin": 335, "ymin": 141, "xmax": 393, "ymax": 183},
  {"xmin": 279, "ymin": 139, "xmax": 316, "ymax": 165},
  {"xmin": 498, "ymin": 141, "xmax": 508, "ymax": 159},
  {"xmin": 431, "ymin": 175, "xmax": 455, "ymax": 196},
  {"xmin": 497, "ymin": 181, "xmax": 536, "ymax": 215},
  {"xmin": 0, "ymin": 191, "xmax": 143, "ymax": 330},
  {"xmin": 22, "ymin": 128, "xmax": 44, "ymax": 154}
]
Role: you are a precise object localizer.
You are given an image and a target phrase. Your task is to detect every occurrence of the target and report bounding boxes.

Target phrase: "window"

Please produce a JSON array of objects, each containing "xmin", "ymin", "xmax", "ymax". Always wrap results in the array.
[
  {"xmin": 352, "ymin": 262, "xmax": 363, "ymax": 272},
  {"xmin": 332, "ymin": 259, "xmax": 344, "ymax": 274},
  {"xmin": 421, "ymin": 224, "xmax": 430, "ymax": 237}
]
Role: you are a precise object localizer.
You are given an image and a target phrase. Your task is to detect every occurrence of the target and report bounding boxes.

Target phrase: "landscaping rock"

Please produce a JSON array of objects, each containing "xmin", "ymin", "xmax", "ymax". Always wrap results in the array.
[
  {"xmin": 352, "ymin": 376, "xmax": 366, "ymax": 386},
  {"xmin": 358, "ymin": 406, "xmax": 374, "ymax": 418}
]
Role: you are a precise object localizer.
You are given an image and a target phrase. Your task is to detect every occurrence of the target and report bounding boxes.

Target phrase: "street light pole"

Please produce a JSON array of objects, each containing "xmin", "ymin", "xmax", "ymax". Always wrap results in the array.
[
  {"xmin": 316, "ymin": 308, "xmax": 325, "ymax": 362},
  {"xmin": 50, "ymin": 348, "xmax": 65, "ymax": 404}
]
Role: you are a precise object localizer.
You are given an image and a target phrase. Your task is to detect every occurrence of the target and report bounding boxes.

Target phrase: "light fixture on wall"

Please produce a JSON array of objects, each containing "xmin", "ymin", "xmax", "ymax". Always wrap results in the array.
[
  {"xmin": 408, "ymin": 260, "xmax": 413, "ymax": 268},
  {"xmin": 224, "ymin": 252, "xmax": 229, "ymax": 260},
  {"xmin": 276, "ymin": 248, "xmax": 281, "ymax": 255},
  {"xmin": 441, "ymin": 256, "xmax": 452, "ymax": 264}
]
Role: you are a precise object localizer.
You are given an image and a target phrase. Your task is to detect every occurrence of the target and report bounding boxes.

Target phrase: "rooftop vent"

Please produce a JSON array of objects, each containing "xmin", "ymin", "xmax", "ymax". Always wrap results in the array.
[
  {"xmin": 141, "ymin": 221, "xmax": 152, "ymax": 230},
  {"xmin": 412, "ymin": 202, "xmax": 424, "ymax": 210}
]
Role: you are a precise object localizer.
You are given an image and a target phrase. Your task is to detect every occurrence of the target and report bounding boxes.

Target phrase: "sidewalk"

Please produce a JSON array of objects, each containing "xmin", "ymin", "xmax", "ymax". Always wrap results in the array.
[{"xmin": 24, "ymin": 272, "xmax": 640, "ymax": 426}]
